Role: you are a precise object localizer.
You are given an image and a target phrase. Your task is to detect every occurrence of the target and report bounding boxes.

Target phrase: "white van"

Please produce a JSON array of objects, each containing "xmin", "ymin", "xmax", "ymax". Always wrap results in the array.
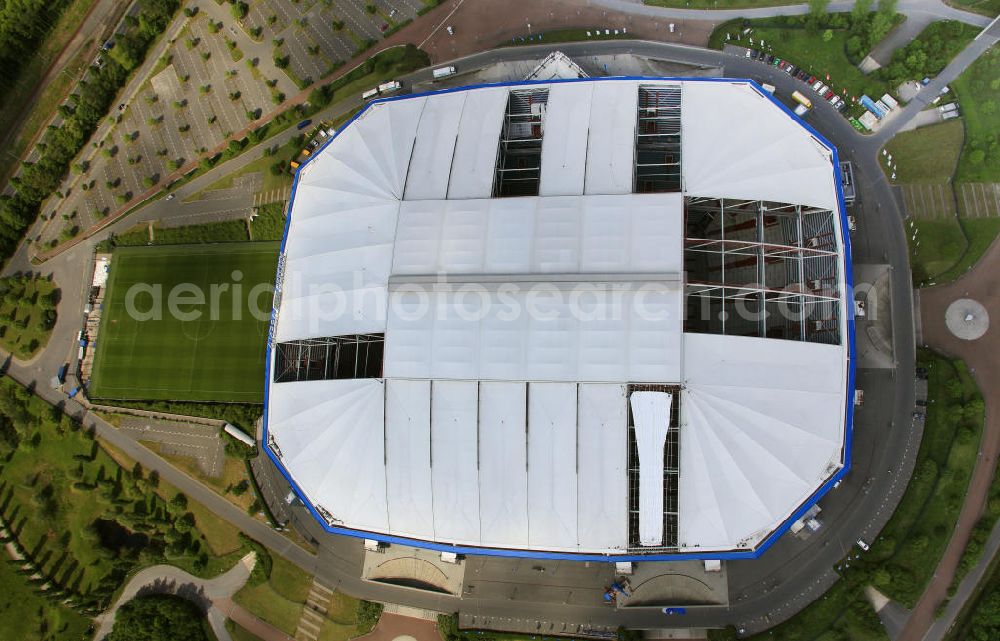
[{"xmin": 432, "ymin": 66, "xmax": 456, "ymax": 79}]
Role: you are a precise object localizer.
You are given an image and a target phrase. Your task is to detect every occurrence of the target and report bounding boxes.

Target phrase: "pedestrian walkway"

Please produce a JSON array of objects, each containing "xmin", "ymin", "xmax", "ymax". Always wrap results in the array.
[
  {"xmin": 898, "ymin": 232, "xmax": 1000, "ymax": 641},
  {"xmin": 293, "ymin": 578, "xmax": 336, "ymax": 640},
  {"xmin": 216, "ymin": 597, "xmax": 296, "ymax": 641},
  {"xmin": 355, "ymin": 612, "xmax": 442, "ymax": 641}
]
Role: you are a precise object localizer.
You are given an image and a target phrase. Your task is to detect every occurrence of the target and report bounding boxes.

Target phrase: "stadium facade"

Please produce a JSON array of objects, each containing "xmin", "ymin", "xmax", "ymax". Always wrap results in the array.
[{"xmin": 263, "ymin": 77, "xmax": 855, "ymax": 561}]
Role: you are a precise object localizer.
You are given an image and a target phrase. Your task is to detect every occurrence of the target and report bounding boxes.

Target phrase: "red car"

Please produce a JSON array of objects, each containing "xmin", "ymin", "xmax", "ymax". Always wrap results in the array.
[
  {"xmin": 823, "ymin": 89, "xmax": 835, "ymax": 100},
  {"xmin": 778, "ymin": 60, "xmax": 787, "ymax": 70},
  {"xmin": 807, "ymin": 75, "xmax": 817, "ymax": 85}
]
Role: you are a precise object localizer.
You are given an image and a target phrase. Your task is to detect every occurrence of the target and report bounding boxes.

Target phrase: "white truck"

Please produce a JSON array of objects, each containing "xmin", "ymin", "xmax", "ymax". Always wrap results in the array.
[
  {"xmin": 432, "ymin": 66, "xmax": 456, "ymax": 79},
  {"xmin": 378, "ymin": 80, "xmax": 402, "ymax": 94},
  {"xmin": 361, "ymin": 87, "xmax": 379, "ymax": 101},
  {"xmin": 760, "ymin": 83, "xmax": 776, "ymax": 94}
]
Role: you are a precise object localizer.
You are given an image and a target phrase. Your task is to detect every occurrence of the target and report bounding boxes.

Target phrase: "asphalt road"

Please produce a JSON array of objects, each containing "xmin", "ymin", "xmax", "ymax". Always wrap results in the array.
[
  {"xmin": 592, "ymin": 0, "xmax": 994, "ymax": 26},
  {"xmin": 2, "ymin": 13, "xmax": 998, "ymax": 637}
]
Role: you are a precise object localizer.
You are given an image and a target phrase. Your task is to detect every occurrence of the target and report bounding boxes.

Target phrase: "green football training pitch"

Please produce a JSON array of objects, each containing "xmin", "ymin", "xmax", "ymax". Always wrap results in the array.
[{"xmin": 89, "ymin": 243, "xmax": 279, "ymax": 402}]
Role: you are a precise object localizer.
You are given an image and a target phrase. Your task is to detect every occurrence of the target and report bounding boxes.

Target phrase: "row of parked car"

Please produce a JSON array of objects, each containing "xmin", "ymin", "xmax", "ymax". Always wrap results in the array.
[{"xmin": 746, "ymin": 49, "xmax": 849, "ymax": 113}]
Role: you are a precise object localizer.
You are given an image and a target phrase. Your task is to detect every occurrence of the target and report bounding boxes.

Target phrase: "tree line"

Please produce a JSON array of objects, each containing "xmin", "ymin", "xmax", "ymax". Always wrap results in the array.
[
  {"xmin": 0, "ymin": 0, "xmax": 180, "ymax": 266},
  {"xmin": 0, "ymin": 0, "xmax": 73, "ymax": 89}
]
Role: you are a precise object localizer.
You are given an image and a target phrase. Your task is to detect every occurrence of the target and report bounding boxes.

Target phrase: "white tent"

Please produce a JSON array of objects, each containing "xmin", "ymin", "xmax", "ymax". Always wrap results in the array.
[
  {"xmin": 678, "ymin": 334, "xmax": 846, "ymax": 551},
  {"xmin": 267, "ymin": 77, "xmax": 849, "ymax": 556}
]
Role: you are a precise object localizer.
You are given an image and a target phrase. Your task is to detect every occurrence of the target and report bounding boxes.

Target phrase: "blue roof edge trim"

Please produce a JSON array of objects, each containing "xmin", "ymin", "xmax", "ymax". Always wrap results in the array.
[{"xmin": 260, "ymin": 76, "xmax": 856, "ymax": 563}]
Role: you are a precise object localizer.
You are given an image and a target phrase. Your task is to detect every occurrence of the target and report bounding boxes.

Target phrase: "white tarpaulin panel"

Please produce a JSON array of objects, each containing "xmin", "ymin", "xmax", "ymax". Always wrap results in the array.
[
  {"xmin": 585, "ymin": 81, "xmax": 637, "ymax": 194},
  {"xmin": 630, "ymin": 391, "xmax": 672, "ymax": 546},
  {"xmin": 267, "ymin": 379, "xmax": 388, "ymax": 532},
  {"xmin": 682, "ymin": 82, "xmax": 838, "ymax": 211},
  {"xmin": 478, "ymin": 382, "xmax": 529, "ymax": 547},
  {"xmin": 278, "ymin": 200, "xmax": 398, "ymax": 342},
  {"xmin": 577, "ymin": 384, "xmax": 629, "ymax": 551},
  {"xmin": 384, "ymin": 379, "xmax": 434, "ymax": 540},
  {"xmin": 431, "ymin": 381, "xmax": 481, "ymax": 544},
  {"xmin": 269, "ymin": 78, "xmax": 849, "ymax": 555},
  {"xmin": 404, "ymin": 91, "xmax": 466, "ymax": 200},
  {"xmin": 392, "ymin": 194, "xmax": 684, "ymax": 276},
  {"xmin": 679, "ymin": 334, "xmax": 847, "ymax": 551},
  {"xmin": 448, "ymin": 87, "xmax": 508, "ymax": 199},
  {"xmin": 300, "ymin": 97, "xmax": 424, "ymax": 200},
  {"xmin": 528, "ymin": 383, "xmax": 578, "ymax": 548},
  {"xmin": 539, "ymin": 83, "xmax": 593, "ymax": 196},
  {"xmin": 383, "ymin": 283, "xmax": 682, "ymax": 383}
]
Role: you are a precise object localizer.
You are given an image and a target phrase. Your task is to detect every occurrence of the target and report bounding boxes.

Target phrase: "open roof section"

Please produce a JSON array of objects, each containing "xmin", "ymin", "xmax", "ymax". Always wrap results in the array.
[{"xmin": 265, "ymin": 76, "xmax": 854, "ymax": 560}]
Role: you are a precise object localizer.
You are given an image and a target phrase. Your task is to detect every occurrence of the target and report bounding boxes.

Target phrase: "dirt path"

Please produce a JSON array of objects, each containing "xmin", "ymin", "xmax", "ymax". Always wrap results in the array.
[{"xmin": 898, "ymin": 234, "xmax": 1000, "ymax": 640}]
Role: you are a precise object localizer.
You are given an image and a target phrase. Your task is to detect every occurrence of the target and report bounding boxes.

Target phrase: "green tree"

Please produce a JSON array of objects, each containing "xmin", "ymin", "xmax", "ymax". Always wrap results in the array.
[
  {"xmin": 106, "ymin": 594, "xmax": 208, "ymax": 641},
  {"xmin": 809, "ymin": 0, "xmax": 830, "ymax": 19}
]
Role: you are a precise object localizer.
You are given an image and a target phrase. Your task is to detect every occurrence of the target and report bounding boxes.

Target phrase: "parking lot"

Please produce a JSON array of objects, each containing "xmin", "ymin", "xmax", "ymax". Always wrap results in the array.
[
  {"xmin": 958, "ymin": 182, "xmax": 1000, "ymax": 218},
  {"xmin": 39, "ymin": 0, "xmax": 426, "ymax": 249}
]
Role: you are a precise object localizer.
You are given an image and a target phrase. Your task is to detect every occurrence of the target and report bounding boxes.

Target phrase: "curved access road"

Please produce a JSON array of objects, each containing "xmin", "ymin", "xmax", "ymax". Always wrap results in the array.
[{"xmin": 93, "ymin": 552, "xmax": 257, "ymax": 641}]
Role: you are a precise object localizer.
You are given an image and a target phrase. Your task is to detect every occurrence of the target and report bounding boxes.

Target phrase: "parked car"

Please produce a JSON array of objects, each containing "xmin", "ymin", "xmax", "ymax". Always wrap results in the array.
[
  {"xmin": 751, "ymin": 49, "xmax": 761, "ymax": 60},
  {"xmin": 807, "ymin": 75, "xmax": 817, "ymax": 85},
  {"xmin": 796, "ymin": 70, "xmax": 809, "ymax": 81},
  {"xmin": 745, "ymin": 48, "xmax": 752, "ymax": 58},
  {"xmin": 786, "ymin": 64, "xmax": 796, "ymax": 75},
  {"xmin": 812, "ymin": 80, "xmax": 825, "ymax": 93},
  {"xmin": 836, "ymin": 100, "xmax": 848, "ymax": 113},
  {"xmin": 765, "ymin": 54, "xmax": 775, "ymax": 64},
  {"xmin": 857, "ymin": 539, "xmax": 870, "ymax": 552},
  {"xmin": 772, "ymin": 57, "xmax": 781, "ymax": 66},
  {"xmin": 778, "ymin": 60, "xmax": 787, "ymax": 70},
  {"xmin": 823, "ymin": 89, "xmax": 835, "ymax": 100}
]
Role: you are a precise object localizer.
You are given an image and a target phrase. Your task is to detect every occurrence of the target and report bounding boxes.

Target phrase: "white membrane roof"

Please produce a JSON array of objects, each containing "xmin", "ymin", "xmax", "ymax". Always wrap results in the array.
[{"xmin": 268, "ymin": 78, "xmax": 849, "ymax": 555}]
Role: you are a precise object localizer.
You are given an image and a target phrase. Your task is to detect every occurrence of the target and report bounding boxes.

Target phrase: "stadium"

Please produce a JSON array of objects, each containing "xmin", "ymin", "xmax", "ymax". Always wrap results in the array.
[{"xmin": 263, "ymin": 77, "xmax": 855, "ymax": 561}]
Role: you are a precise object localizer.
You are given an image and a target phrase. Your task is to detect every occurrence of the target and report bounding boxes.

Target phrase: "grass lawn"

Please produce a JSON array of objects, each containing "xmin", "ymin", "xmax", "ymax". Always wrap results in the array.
[
  {"xmin": 0, "ymin": 274, "xmax": 58, "ymax": 359},
  {"xmin": 946, "ymin": 0, "xmax": 1000, "ymax": 17},
  {"xmin": 227, "ymin": 620, "xmax": 265, "ymax": 641},
  {"xmin": 952, "ymin": 44, "xmax": 1000, "ymax": 182},
  {"xmin": 233, "ymin": 555, "xmax": 373, "ymax": 641},
  {"xmin": 885, "ymin": 120, "xmax": 964, "ymax": 183},
  {"xmin": 711, "ymin": 21, "xmax": 887, "ymax": 99},
  {"xmin": 909, "ymin": 217, "xmax": 1000, "ymax": 284},
  {"xmin": 0, "ymin": 549, "xmax": 91, "ymax": 641},
  {"xmin": 318, "ymin": 592, "xmax": 376, "ymax": 641},
  {"xmin": 250, "ymin": 203, "xmax": 287, "ymax": 241},
  {"xmin": 0, "ymin": 0, "xmax": 100, "ymax": 185},
  {"xmin": 148, "ymin": 444, "xmax": 258, "ymax": 514},
  {"xmin": 233, "ymin": 554, "xmax": 313, "ymax": 635},
  {"xmin": 191, "ymin": 136, "xmax": 301, "ymax": 201},
  {"xmin": 88, "ymin": 243, "xmax": 278, "ymax": 402},
  {"xmin": 99, "ymin": 219, "xmax": 253, "ymax": 251}
]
